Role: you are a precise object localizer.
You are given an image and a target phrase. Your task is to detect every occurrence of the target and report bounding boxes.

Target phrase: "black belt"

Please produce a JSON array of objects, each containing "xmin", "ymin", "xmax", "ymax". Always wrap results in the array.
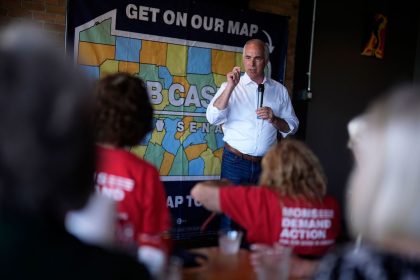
[{"xmin": 224, "ymin": 143, "xmax": 262, "ymax": 163}]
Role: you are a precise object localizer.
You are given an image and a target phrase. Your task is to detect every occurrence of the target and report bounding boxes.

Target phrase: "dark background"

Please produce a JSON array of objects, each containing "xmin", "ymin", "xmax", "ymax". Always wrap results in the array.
[{"xmin": 293, "ymin": 0, "xmax": 420, "ymax": 239}]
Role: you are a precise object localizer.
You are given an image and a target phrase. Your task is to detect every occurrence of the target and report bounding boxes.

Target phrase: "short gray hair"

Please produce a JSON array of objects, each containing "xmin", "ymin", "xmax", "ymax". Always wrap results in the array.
[{"xmin": 242, "ymin": 39, "xmax": 269, "ymax": 61}]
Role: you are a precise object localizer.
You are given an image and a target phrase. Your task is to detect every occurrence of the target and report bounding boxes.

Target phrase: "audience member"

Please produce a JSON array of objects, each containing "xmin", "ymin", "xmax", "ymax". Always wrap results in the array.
[
  {"xmin": 92, "ymin": 72, "xmax": 171, "ymax": 276},
  {"xmin": 191, "ymin": 139, "xmax": 341, "ymax": 257},
  {"xmin": 0, "ymin": 23, "xmax": 150, "ymax": 279},
  {"xmin": 313, "ymin": 85, "xmax": 420, "ymax": 279}
]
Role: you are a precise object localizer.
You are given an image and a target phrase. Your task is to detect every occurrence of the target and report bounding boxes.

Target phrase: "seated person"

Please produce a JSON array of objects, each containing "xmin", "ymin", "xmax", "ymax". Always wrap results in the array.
[
  {"xmin": 92, "ymin": 73, "xmax": 171, "ymax": 275},
  {"xmin": 313, "ymin": 85, "xmax": 420, "ymax": 279},
  {"xmin": 191, "ymin": 139, "xmax": 341, "ymax": 257},
  {"xmin": 0, "ymin": 23, "xmax": 150, "ymax": 279}
]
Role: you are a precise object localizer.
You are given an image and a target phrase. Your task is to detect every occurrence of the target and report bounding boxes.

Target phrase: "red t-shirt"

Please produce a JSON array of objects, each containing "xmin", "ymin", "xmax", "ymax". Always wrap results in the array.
[
  {"xmin": 220, "ymin": 186, "xmax": 340, "ymax": 256},
  {"xmin": 95, "ymin": 146, "xmax": 171, "ymax": 250}
]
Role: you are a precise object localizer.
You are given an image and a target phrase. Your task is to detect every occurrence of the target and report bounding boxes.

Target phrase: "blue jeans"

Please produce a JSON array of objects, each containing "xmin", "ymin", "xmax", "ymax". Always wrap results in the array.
[{"xmin": 220, "ymin": 147, "xmax": 262, "ymax": 230}]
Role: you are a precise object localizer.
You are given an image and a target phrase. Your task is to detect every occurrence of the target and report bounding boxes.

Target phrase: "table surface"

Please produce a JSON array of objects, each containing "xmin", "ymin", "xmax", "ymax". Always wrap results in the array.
[
  {"xmin": 182, "ymin": 247, "xmax": 255, "ymax": 280},
  {"xmin": 182, "ymin": 246, "xmax": 320, "ymax": 280}
]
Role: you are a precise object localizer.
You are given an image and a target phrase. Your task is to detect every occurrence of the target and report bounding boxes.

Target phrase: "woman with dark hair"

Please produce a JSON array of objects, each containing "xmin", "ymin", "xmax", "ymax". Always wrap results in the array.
[
  {"xmin": 93, "ymin": 73, "xmax": 153, "ymax": 148},
  {"xmin": 93, "ymin": 72, "xmax": 171, "ymax": 276}
]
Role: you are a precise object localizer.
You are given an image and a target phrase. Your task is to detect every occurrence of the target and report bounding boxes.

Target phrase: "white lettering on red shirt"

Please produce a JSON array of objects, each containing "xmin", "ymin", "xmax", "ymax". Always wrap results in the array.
[{"xmin": 95, "ymin": 172, "xmax": 135, "ymax": 201}]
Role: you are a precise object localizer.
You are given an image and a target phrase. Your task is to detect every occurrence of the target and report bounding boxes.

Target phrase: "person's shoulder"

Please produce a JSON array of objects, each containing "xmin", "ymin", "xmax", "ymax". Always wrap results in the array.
[
  {"xmin": 266, "ymin": 78, "xmax": 285, "ymax": 88},
  {"xmin": 266, "ymin": 79, "xmax": 289, "ymax": 95},
  {"xmin": 220, "ymin": 185, "xmax": 251, "ymax": 198},
  {"xmin": 97, "ymin": 146, "xmax": 134, "ymax": 160},
  {"xmin": 313, "ymin": 244, "xmax": 410, "ymax": 280},
  {"xmin": 100, "ymin": 147, "xmax": 159, "ymax": 174},
  {"xmin": 312, "ymin": 244, "xmax": 362, "ymax": 279}
]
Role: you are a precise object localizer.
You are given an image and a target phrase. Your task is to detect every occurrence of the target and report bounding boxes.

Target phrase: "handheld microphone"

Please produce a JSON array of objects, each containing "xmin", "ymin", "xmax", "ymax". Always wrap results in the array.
[{"xmin": 258, "ymin": 84, "xmax": 265, "ymax": 107}]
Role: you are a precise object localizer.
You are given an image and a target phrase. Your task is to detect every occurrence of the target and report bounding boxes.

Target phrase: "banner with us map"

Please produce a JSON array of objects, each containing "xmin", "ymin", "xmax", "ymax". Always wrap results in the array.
[{"xmin": 67, "ymin": 0, "xmax": 289, "ymax": 239}]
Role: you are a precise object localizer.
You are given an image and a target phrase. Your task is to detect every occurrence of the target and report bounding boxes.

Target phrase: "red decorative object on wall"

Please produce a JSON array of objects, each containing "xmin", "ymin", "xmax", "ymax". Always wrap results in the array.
[{"xmin": 361, "ymin": 13, "xmax": 388, "ymax": 59}]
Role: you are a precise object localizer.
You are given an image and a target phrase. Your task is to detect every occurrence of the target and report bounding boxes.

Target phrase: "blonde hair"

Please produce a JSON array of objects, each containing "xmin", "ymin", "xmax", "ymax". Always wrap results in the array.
[
  {"xmin": 347, "ymin": 115, "xmax": 367, "ymax": 150},
  {"xmin": 259, "ymin": 139, "xmax": 327, "ymax": 201},
  {"xmin": 348, "ymin": 85, "xmax": 420, "ymax": 245}
]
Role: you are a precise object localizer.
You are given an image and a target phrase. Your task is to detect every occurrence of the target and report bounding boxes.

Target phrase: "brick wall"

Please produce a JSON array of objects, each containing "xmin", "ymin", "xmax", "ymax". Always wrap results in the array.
[
  {"xmin": 0, "ymin": 0, "xmax": 299, "ymax": 90},
  {"xmin": 0, "ymin": 0, "xmax": 67, "ymax": 48}
]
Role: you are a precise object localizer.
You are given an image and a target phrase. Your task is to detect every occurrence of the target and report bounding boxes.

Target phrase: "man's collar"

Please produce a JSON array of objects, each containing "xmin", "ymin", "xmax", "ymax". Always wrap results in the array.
[{"xmin": 242, "ymin": 72, "xmax": 270, "ymax": 86}]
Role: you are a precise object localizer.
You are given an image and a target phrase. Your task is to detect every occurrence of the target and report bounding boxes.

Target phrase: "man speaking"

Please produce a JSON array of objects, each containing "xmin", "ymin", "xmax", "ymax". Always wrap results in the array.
[{"xmin": 206, "ymin": 39, "xmax": 299, "ymax": 229}]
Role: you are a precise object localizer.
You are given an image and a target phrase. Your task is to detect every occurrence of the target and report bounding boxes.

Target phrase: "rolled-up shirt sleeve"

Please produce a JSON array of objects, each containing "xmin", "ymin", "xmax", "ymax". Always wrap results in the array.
[
  {"xmin": 206, "ymin": 82, "xmax": 228, "ymax": 125},
  {"xmin": 278, "ymin": 90, "xmax": 299, "ymax": 138}
]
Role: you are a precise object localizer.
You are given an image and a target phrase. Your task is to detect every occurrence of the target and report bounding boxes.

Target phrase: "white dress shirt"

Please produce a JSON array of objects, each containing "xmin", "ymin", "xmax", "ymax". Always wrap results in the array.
[{"xmin": 206, "ymin": 73, "xmax": 299, "ymax": 156}]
